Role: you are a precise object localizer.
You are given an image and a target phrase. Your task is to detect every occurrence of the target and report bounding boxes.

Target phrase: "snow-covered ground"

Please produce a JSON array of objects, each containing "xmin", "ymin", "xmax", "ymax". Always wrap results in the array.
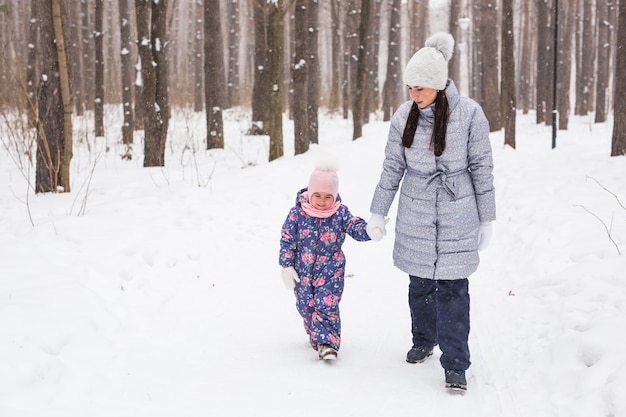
[{"xmin": 1, "ymin": 107, "xmax": 625, "ymax": 417}]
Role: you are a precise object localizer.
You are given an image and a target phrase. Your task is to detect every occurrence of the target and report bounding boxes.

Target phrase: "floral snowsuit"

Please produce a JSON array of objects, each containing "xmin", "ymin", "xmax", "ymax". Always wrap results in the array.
[{"xmin": 279, "ymin": 188, "xmax": 370, "ymax": 351}]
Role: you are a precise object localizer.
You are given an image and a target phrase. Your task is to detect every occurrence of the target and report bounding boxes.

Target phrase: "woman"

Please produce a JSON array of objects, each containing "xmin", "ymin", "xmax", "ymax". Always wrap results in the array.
[{"xmin": 366, "ymin": 32, "xmax": 496, "ymax": 391}]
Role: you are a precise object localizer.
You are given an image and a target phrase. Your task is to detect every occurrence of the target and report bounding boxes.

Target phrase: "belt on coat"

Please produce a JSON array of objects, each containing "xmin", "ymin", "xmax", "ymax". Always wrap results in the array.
[{"xmin": 407, "ymin": 167, "xmax": 469, "ymax": 198}]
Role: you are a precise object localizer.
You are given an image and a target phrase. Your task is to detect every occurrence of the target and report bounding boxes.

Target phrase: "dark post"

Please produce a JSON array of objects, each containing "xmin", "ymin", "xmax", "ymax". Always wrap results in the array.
[{"xmin": 552, "ymin": 0, "xmax": 559, "ymax": 149}]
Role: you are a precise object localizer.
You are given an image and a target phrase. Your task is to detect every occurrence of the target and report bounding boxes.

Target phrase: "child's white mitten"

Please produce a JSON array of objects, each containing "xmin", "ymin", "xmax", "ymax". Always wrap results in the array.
[
  {"xmin": 477, "ymin": 222, "xmax": 493, "ymax": 251},
  {"xmin": 366, "ymin": 213, "xmax": 387, "ymax": 242},
  {"xmin": 281, "ymin": 266, "xmax": 300, "ymax": 290}
]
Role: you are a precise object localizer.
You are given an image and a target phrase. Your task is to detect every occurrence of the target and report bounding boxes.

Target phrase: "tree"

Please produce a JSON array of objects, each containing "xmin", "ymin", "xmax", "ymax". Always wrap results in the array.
[
  {"xmin": 204, "ymin": 0, "xmax": 225, "ymax": 149},
  {"xmin": 94, "ymin": 0, "xmax": 104, "ymax": 137},
  {"xmin": 594, "ymin": 0, "xmax": 610, "ymax": 123},
  {"xmin": 293, "ymin": 0, "xmax": 309, "ymax": 155},
  {"xmin": 52, "ymin": 0, "xmax": 73, "ymax": 192},
  {"xmin": 501, "ymin": 0, "xmax": 516, "ymax": 148},
  {"xmin": 575, "ymin": 0, "xmax": 595, "ymax": 116},
  {"xmin": 382, "ymin": 0, "xmax": 402, "ymax": 121},
  {"xmin": 136, "ymin": 0, "xmax": 170, "ymax": 166},
  {"xmin": 35, "ymin": 0, "xmax": 71, "ymax": 193},
  {"xmin": 81, "ymin": 1, "xmax": 94, "ymax": 112},
  {"xmin": 536, "ymin": 0, "xmax": 552, "ymax": 124},
  {"xmin": 518, "ymin": 0, "xmax": 533, "ymax": 114},
  {"xmin": 26, "ymin": 0, "xmax": 39, "ymax": 127},
  {"xmin": 251, "ymin": 0, "xmax": 268, "ymax": 128},
  {"xmin": 611, "ymin": 0, "xmax": 626, "ymax": 156},
  {"xmin": 267, "ymin": 0, "xmax": 285, "ymax": 161},
  {"xmin": 365, "ymin": 0, "xmax": 383, "ymax": 120},
  {"xmin": 307, "ymin": 0, "xmax": 320, "ymax": 145},
  {"xmin": 119, "ymin": 0, "xmax": 135, "ymax": 146},
  {"xmin": 328, "ymin": 0, "xmax": 341, "ymax": 111},
  {"xmin": 353, "ymin": 0, "xmax": 371, "ymax": 140},
  {"xmin": 448, "ymin": 0, "xmax": 463, "ymax": 86},
  {"xmin": 557, "ymin": 0, "xmax": 574, "ymax": 130},
  {"xmin": 342, "ymin": 0, "xmax": 359, "ymax": 120},
  {"xmin": 475, "ymin": 0, "xmax": 501, "ymax": 131},
  {"xmin": 227, "ymin": 0, "xmax": 241, "ymax": 108}
]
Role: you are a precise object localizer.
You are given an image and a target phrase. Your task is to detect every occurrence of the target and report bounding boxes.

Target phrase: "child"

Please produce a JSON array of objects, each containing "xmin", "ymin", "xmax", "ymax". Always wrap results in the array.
[{"xmin": 279, "ymin": 158, "xmax": 376, "ymax": 360}]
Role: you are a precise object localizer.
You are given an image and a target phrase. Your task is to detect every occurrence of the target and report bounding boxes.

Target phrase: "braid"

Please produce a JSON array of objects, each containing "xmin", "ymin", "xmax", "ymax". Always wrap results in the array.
[
  {"xmin": 431, "ymin": 90, "xmax": 449, "ymax": 156},
  {"xmin": 402, "ymin": 102, "xmax": 420, "ymax": 148},
  {"xmin": 402, "ymin": 90, "xmax": 449, "ymax": 155}
]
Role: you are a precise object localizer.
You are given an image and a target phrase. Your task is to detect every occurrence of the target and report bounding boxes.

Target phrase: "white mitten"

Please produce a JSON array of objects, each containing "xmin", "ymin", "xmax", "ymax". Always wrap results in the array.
[
  {"xmin": 366, "ymin": 213, "xmax": 387, "ymax": 242},
  {"xmin": 477, "ymin": 222, "xmax": 493, "ymax": 251},
  {"xmin": 281, "ymin": 267, "xmax": 300, "ymax": 290}
]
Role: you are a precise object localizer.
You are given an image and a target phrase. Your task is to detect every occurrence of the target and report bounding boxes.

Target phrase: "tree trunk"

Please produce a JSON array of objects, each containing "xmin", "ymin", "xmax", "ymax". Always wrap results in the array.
[
  {"xmin": 251, "ymin": 0, "xmax": 268, "ymax": 126},
  {"xmin": 518, "ymin": 0, "xmax": 533, "ymax": 114},
  {"xmin": 365, "ymin": 0, "xmax": 382, "ymax": 119},
  {"xmin": 204, "ymin": 0, "xmax": 225, "ymax": 149},
  {"xmin": 501, "ymin": 0, "xmax": 516, "ymax": 148},
  {"xmin": 26, "ymin": 0, "xmax": 39, "ymax": 128},
  {"xmin": 536, "ymin": 0, "xmax": 551, "ymax": 124},
  {"xmin": 576, "ymin": 0, "xmax": 595, "ymax": 116},
  {"xmin": 227, "ymin": 0, "xmax": 241, "ymax": 108},
  {"xmin": 293, "ymin": 0, "xmax": 309, "ymax": 155},
  {"xmin": 448, "ymin": 0, "xmax": 463, "ymax": 86},
  {"xmin": 558, "ymin": 0, "xmax": 574, "ymax": 130},
  {"xmin": 611, "ymin": 0, "xmax": 626, "ymax": 156},
  {"xmin": 193, "ymin": 2, "xmax": 204, "ymax": 113},
  {"xmin": 35, "ymin": 1, "xmax": 65, "ymax": 193},
  {"xmin": 342, "ymin": 0, "xmax": 358, "ymax": 120},
  {"xmin": 52, "ymin": 0, "xmax": 73, "ymax": 192},
  {"xmin": 267, "ymin": 0, "xmax": 284, "ymax": 161},
  {"xmin": 68, "ymin": 1, "xmax": 84, "ymax": 117},
  {"xmin": 476, "ymin": 0, "xmax": 501, "ymax": 131},
  {"xmin": 353, "ymin": 0, "xmax": 371, "ymax": 140},
  {"xmin": 94, "ymin": 0, "xmax": 104, "ymax": 137},
  {"xmin": 136, "ymin": 0, "xmax": 162, "ymax": 166},
  {"xmin": 152, "ymin": 0, "xmax": 170, "ymax": 163},
  {"xmin": 81, "ymin": 1, "xmax": 94, "ymax": 112},
  {"xmin": 594, "ymin": 0, "xmax": 609, "ymax": 123},
  {"xmin": 409, "ymin": 0, "xmax": 428, "ymax": 53},
  {"xmin": 119, "ymin": 0, "xmax": 135, "ymax": 145},
  {"xmin": 382, "ymin": 0, "xmax": 402, "ymax": 121},
  {"xmin": 307, "ymin": 0, "xmax": 319, "ymax": 145},
  {"xmin": 329, "ymin": 0, "xmax": 341, "ymax": 111}
]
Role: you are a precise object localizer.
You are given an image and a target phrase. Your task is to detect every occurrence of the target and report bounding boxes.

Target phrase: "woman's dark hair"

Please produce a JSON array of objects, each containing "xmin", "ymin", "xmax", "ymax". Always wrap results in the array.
[{"xmin": 401, "ymin": 90, "xmax": 449, "ymax": 156}]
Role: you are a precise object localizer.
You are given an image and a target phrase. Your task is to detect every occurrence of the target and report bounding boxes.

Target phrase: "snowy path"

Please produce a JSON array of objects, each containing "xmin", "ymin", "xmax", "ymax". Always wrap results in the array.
[{"xmin": 1, "ymin": 112, "xmax": 625, "ymax": 416}]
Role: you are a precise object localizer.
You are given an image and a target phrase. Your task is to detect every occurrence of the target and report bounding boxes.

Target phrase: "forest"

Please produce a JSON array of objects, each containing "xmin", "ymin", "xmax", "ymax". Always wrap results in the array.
[{"xmin": 0, "ymin": 0, "xmax": 625, "ymax": 193}]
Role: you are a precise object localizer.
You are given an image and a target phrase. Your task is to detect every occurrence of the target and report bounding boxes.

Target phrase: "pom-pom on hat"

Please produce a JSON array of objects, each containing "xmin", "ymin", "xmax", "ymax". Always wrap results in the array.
[
  {"xmin": 308, "ymin": 153, "xmax": 339, "ymax": 200},
  {"xmin": 403, "ymin": 32, "xmax": 455, "ymax": 90}
]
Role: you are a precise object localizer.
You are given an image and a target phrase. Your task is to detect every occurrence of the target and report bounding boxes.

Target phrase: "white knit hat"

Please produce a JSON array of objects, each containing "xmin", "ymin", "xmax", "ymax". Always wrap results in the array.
[{"xmin": 403, "ymin": 32, "xmax": 455, "ymax": 90}]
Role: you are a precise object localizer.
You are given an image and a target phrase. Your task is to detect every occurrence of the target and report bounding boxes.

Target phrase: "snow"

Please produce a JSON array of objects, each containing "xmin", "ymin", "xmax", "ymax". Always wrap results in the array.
[{"xmin": 1, "ymin": 107, "xmax": 625, "ymax": 417}]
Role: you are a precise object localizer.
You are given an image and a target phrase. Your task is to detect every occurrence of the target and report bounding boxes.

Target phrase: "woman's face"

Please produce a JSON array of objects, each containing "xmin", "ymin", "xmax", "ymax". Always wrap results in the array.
[
  {"xmin": 408, "ymin": 86, "xmax": 438, "ymax": 109},
  {"xmin": 309, "ymin": 192, "xmax": 335, "ymax": 210}
]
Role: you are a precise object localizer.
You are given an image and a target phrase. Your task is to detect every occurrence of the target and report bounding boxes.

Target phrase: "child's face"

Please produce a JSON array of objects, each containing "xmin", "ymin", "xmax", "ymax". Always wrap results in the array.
[{"xmin": 309, "ymin": 192, "xmax": 335, "ymax": 210}]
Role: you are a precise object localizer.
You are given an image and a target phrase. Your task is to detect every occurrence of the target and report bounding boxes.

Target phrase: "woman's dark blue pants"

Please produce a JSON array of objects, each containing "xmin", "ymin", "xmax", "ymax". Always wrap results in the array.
[{"xmin": 408, "ymin": 276, "xmax": 471, "ymax": 371}]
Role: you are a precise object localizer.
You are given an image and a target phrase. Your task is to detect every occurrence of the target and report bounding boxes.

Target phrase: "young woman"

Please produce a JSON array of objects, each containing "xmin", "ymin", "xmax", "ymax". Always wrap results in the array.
[{"xmin": 366, "ymin": 32, "xmax": 496, "ymax": 390}]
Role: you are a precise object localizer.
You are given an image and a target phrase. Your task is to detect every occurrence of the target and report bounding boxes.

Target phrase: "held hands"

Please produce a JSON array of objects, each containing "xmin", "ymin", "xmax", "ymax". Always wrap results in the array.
[
  {"xmin": 281, "ymin": 266, "xmax": 300, "ymax": 290},
  {"xmin": 477, "ymin": 222, "xmax": 493, "ymax": 251},
  {"xmin": 366, "ymin": 213, "xmax": 388, "ymax": 242}
]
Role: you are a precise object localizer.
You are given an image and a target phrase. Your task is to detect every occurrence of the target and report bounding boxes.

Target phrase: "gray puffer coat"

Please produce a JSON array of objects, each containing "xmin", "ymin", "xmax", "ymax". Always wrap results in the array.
[{"xmin": 370, "ymin": 80, "xmax": 495, "ymax": 280}]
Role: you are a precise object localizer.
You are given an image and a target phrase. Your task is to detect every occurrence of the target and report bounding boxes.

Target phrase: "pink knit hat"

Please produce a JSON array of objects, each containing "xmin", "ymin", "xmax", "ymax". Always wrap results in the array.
[{"xmin": 308, "ymin": 168, "xmax": 339, "ymax": 200}]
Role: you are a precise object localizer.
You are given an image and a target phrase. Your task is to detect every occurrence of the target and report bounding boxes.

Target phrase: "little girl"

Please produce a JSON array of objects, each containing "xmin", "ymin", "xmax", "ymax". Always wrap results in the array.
[{"xmin": 279, "ymin": 159, "xmax": 376, "ymax": 360}]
